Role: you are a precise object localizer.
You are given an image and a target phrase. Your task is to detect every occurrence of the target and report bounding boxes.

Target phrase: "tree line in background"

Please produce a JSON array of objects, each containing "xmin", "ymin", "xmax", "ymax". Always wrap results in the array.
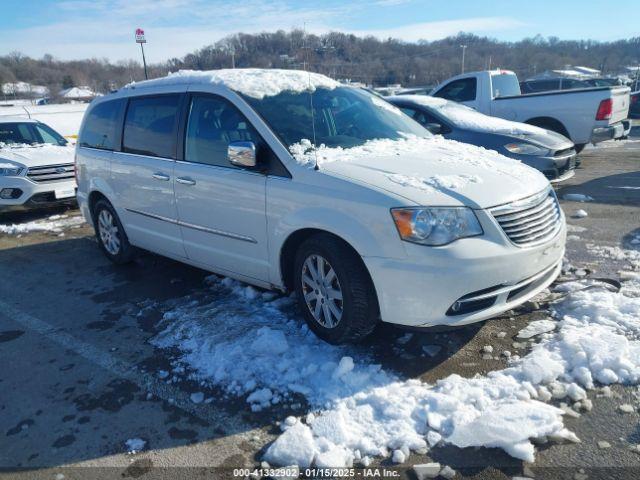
[{"xmin": 1, "ymin": 31, "xmax": 639, "ymax": 99}]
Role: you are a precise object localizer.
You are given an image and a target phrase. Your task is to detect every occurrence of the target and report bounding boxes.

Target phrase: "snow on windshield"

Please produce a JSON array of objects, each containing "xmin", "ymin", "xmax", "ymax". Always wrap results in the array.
[
  {"xmin": 126, "ymin": 69, "xmax": 340, "ymax": 99},
  {"xmin": 150, "ymin": 263, "xmax": 640, "ymax": 466},
  {"xmin": 404, "ymin": 95, "xmax": 544, "ymax": 135}
]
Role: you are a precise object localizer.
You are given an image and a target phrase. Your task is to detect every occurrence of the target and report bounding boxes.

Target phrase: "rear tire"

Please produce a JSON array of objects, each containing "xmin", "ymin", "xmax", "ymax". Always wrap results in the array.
[
  {"xmin": 294, "ymin": 233, "xmax": 379, "ymax": 344},
  {"xmin": 93, "ymin": 199, "xmax": 135, "ymax": 265}
]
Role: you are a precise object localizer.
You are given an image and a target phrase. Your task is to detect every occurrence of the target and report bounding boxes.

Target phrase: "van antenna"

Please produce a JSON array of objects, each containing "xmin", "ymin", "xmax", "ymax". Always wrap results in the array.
[
  {"xmin": 303, "ymin": 22, "xmax": 320, "ymax": 171},
  {"xmin": 23, "ymin": 106, "xmax": 31, "ymax": 119}
]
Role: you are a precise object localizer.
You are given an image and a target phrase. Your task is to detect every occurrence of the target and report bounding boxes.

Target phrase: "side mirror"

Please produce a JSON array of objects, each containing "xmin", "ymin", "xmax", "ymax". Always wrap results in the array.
[
  {"xmin": 424, "ymin": 123, "xmax": 442, "ymax": 134},
  {"xmin": 228, "ymin": 141, "xmax": 257, "ymax": 168}
]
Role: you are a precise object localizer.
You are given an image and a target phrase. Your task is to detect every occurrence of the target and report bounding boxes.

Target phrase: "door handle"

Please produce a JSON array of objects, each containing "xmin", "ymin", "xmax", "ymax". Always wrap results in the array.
[
  {"xmin": 152, "ymin": 172, "xmax": 170, "ymax": 181},
  {"xmin": 176, "ymin": 177, "xmax": 196, "ymax": 186}
]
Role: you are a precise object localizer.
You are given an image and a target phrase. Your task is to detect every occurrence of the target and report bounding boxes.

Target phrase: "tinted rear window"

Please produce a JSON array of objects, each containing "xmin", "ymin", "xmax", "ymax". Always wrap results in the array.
[
  {"xmin": 433, "ymin": 78, "xmax": 477, "ymax": 102},
  {"xmin": 122, "ymin": 95, "xmax": 181, "ymax": 158},
  {"xmin": 79, "ymin": 99, "xmax": 125, "ymax": 150}
]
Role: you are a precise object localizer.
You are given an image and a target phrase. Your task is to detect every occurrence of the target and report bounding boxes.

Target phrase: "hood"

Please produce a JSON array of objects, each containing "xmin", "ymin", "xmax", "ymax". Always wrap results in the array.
[
  {"xmin": 291, "ymin": 136, "xmax": 549, "ymax": 209},
  {"xmin": 505, "ymin": 129, "xmax": 574, "ymax": 150},
  {"xmin": 0, "ymin": 144, "xmax": 75, "ymax": 169}
]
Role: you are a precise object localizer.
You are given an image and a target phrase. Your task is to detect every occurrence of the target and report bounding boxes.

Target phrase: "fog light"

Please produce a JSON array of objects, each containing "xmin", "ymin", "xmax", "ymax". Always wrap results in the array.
[{"xmin": 0, "ymin": 188, "xmax": 22, "ymax": 199}]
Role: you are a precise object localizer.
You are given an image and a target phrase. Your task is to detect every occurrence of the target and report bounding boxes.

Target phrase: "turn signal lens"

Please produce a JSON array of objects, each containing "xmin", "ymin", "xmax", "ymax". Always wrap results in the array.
[{"xmin": 391, "ymin": 209, "xmax": 414, "ymax": 238}]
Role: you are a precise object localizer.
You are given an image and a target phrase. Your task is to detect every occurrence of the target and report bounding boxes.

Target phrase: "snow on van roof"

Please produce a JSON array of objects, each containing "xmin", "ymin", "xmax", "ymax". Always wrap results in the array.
[
  {"xmin": 126, "ymin": 69, "xmax": 341, "ymax": 99},
  {"xmin": 395, "ymin": 95, "xmax": 545, "ymax": 136}
]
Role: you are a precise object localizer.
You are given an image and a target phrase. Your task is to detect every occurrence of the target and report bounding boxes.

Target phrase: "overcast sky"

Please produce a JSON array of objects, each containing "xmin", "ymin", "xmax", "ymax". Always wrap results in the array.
[{"xmin": 0, "ymin": 0, "xmax": 636, "ymax": 63}]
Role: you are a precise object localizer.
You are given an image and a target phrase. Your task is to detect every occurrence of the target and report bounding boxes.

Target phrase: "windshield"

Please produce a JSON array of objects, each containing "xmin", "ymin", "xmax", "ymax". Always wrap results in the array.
[
  {"xmin": 243, "ymin": 86, "xmax": 430, "ymax": 149},
  {"xmin": 0, "ymin": 122, "xmax": 67, "ymax": 146},
  {"xmin": 491, "ymin": 73, "xmax": 521, "ymax": 98}
]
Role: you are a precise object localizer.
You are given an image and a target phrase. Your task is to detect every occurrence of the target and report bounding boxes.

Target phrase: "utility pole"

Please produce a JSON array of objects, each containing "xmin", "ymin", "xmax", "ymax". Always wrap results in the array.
[
  {"xmin": 460, "ymin": 45, "xmax": 467, "ymax": 74},
  {"xmin": 231, "ymin": 50, "xmax": 235, "ymax": 69}
]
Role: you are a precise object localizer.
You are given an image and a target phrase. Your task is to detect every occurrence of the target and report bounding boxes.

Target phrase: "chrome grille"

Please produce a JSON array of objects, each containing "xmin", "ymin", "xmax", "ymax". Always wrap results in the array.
[
  {"xmin": 490, "ymin": 188, "xmax": 562, "ymax": 247},
  {"xmin": 27, "ymin": 163, "xmax": 75, "ymax": 183}
]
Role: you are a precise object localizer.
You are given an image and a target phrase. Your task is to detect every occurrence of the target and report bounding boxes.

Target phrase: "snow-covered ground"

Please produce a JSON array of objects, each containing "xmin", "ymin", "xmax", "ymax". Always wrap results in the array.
[
  {"xmin": 0, "ymin": 213, "xmax": 86, "ymax": 235},
  {"xmin": 150, "ymin": 243, "xmax": 640, "ymax": 467},
  {"xmin": 0, "ymin": 103, "xmax": 88, "ymax": 138}
]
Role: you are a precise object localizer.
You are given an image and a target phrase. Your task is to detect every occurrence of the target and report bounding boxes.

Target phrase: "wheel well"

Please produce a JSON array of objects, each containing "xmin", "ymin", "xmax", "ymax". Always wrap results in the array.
[
  {"xmin": 88, "ymin": 191, "xmax": 108, "ymax": 222},
  {"xmin": 524, "ymin": 117, "xmax": 570, "ymax": 139},
  {"xmin": 279, "ymin": 229, "xmax": 372, "ymax": 293}
]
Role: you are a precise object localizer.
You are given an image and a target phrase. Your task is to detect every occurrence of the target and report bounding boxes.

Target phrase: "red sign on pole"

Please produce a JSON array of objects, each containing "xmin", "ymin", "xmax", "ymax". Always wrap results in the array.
[{"xmin": 135, "ymin": 28, "xmax": 146, "ymax": 44}]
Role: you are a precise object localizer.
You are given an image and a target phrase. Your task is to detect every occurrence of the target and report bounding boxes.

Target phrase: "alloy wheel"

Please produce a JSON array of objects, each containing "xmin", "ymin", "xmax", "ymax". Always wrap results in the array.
[
  {"xmin": 98, "ymin": 209, "xmax": 121, "ymax": 256},
  {"xmin": 301, "ymin": 254, "xmax": 343, "ymax": 328}
]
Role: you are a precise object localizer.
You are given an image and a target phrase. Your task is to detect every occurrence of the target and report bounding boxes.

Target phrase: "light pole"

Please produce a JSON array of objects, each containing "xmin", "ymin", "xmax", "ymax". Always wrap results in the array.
[{"xmin": 460, "ymin": 45, "xmax": 467, "ymax": 74}]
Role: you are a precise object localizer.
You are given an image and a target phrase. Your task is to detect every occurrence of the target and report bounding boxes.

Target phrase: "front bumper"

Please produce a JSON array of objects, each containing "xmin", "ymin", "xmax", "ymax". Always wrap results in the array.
[
  {"xmin": 363, "ymin": 209, "xmax": 566, "ymax": 328},
  {"xmin": 0, "ymin": 176, "xmax": 77, "ymax": 212},
  {"xmin": 510, "ymin": 150, "xmax": 577, "ymax": 182},
  {"xmin": 591, "ymin": 121, "xmax": 626, "ymax": 144}
]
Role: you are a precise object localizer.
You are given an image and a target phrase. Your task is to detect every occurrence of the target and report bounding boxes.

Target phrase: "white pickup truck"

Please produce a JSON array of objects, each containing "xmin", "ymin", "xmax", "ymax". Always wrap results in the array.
[{"xmin": 430, "ymin": 70, "xmax": 630, "ymax": 152}]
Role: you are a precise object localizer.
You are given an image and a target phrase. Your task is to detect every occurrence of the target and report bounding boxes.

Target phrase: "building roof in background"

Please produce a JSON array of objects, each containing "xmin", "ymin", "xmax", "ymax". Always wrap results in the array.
[
  {"xmin": 58, "ymin": 86, "xmax": 98, "ymax": 99},
  {"xmin": 2, "ymin": 82, "xmax": 49, "ymax": 96}
]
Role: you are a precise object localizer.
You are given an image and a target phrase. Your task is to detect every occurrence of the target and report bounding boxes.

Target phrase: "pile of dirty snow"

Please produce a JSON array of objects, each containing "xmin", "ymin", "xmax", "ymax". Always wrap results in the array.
[
  {"xmin": 0, "ymin": 214, "xmax": 85, "ymax": 235},
  {"xmin": 127, "ymin": 69, "xmax": 340, "ymax": 99},
  {"xmin": 150, "ymin": 261, "xmax": 640, "ymax": 466}
]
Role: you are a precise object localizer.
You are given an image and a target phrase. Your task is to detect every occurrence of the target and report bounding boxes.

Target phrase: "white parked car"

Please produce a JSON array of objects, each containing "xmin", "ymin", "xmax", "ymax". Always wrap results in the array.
[
  {"xmin": 0, "ymin": 117, "xmax": 76, "ymax": 212},
  {"xmin": 76, "ymin": 69, "xmax": 566, "ymax": 344}
]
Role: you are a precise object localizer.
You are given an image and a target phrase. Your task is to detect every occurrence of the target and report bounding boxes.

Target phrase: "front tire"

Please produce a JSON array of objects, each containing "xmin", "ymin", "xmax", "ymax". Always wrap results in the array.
[
  {"xmin": 93, "ymin": 199, "xmax": 135, "ymax": 264},
  {"xmin": 294, "ymin": 234, "xmax": 379, "ymax": 344}
]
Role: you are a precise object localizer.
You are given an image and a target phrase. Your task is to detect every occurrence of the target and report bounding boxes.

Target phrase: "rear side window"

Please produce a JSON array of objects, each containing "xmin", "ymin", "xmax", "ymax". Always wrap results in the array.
[
  {"xmin": 123, "ymin": 95, "xmax": 181, "ymax": 158},
  {"xmin": 79, "ymin": 99, "xmax": 124, "ymax": 150},
  {"xmin": 434, "ymin": 78, "xmax": 477, "ymax": 102}
]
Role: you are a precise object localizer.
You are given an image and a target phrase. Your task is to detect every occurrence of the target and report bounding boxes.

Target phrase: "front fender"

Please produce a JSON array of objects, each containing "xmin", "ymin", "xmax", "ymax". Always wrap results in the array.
[{"xmin": 268, "ymin": 203, "xmax": 408, "ymax": 287}]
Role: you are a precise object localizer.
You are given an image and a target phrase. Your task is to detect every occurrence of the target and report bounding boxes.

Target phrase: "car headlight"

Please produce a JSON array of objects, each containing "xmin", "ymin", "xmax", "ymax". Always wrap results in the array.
[
  {"xmin": 504, "ymin": 143, "xmax": 549, "ymax": 156},
  {"xmin": 391, "ymin": 207, "xmax": 483, "ymax": 246},
  {"xmin": 0, "ymin": 166, "xmax": 22, "ymax": 176}
]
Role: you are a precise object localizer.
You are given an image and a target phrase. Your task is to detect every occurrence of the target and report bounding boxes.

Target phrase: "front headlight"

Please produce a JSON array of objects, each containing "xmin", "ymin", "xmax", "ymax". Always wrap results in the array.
[
  {"xmin": 391, "ymin": 207, "xmax": 483, "ymax": 246},
  {"xmin": 504, "ymin": 143, "xmax": 549, "ymax": 156},
  {"xmin": 0, "ymin": 166, "xmax": 22, "ymax": 176}
]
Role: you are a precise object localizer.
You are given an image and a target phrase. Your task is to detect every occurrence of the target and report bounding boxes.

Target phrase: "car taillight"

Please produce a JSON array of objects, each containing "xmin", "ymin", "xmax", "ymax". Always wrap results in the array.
[
  {"xmin": 595, "ymin": 98, "xmax": 613, "ymax": 120},
  {"xmin": 631, "ymin": 94, "xmax": 639, "ymax": 105}
]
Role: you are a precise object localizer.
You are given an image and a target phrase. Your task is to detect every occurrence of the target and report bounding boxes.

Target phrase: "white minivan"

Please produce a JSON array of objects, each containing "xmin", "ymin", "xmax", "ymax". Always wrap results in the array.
[{"xmin": 76, "ymin": 69, "xmax": 566, "ymax": 344}]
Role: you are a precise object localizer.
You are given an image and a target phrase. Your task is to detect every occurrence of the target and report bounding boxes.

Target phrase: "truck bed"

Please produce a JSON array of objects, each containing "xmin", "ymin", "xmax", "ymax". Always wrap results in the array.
[{"xmin": 494, "ymin": 86, "xmax": 621, "ymax": 100}]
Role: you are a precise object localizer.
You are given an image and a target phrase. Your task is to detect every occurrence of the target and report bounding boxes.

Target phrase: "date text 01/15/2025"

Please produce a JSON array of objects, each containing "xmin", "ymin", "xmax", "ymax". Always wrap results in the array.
[{"xmin": 232, "ymin": 468, "xmax": 401, "ymax": 477}]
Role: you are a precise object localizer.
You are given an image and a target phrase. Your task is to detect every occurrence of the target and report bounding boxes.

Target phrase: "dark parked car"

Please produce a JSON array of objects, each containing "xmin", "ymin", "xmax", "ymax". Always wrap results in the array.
[
  {"xmin": 388, "ymin": 95, "xmax": 578, "ymax": 181},
  {"xmin": 583, "ymin": 78, "xmax": 622, "ymax": 88},
  {"xmin": 520, "ymin": 78, "xmax": 590, "ymax": 94},
  {"xmin": 630, "ymin": 91, "xmax": 640, "ymax": 119}
]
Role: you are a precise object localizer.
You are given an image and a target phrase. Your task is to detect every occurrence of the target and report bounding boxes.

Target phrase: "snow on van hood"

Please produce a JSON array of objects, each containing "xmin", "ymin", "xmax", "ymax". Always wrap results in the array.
[
  {"xmin": 290, "ymin": 136, "xmax": 549, "ymax": 209},
  {"xmin": 126, "ymin": 68, "xmax": 340, "ymax": 99},
  {"xmin": 0, "ymin": 143, "xmax": 74, "ymax": 168}
]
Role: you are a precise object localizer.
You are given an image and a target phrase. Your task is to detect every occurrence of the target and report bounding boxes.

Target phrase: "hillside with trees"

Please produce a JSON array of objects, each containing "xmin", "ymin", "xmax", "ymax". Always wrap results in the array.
[{"xmin": 2, "ymin": 31, "xmax": 639, "ymax": 99}]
